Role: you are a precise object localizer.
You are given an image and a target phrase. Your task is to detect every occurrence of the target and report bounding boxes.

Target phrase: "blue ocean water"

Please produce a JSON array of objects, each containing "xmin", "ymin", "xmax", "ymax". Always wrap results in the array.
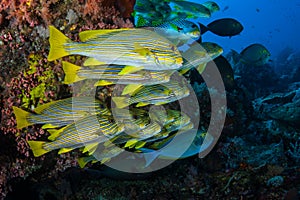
[{"xmin": 191, "ymin": 0, "xmax": 300, "ymax": 59}]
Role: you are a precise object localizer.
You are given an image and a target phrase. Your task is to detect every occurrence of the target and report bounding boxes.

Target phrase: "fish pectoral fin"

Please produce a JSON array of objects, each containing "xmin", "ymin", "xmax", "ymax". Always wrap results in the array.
[
  {"xmin": 119, "ymin": 66, "xmax": 144, "ymax": 75},
  {"xmin": 62, "ymin": 61, "xmax": 84, "ymax": 84},
  {"xmin": 112, "ymin": 97, "xmax": 129, "ymax": 108},
  {"xmin": 196, "ymin": 63, "xmax": 207, "ymax": 74},
  {"xmin": 58, "ymin": 147, "xmax": 74, "ymax": 154},
  {"xmin": 133, "ymin": 43, "xmax": 151, "ymax": 57},
  {"xmin": 94, "ymin": 80, "xmax": 115, "ymax": 86},
  {"xmin": 122, "ymin": 84, "xmax": 142, "ymax": 95},
  {"xmin": 27, "ymin": 141, "xmax": 49, "ymax": 157},
  {"xmin": 136, "ymin": 102, "xmax": 150, "ymax": 107},
  {"xmin": 83, "ymin": 57, "xmax": 106, "ymax": 66}
]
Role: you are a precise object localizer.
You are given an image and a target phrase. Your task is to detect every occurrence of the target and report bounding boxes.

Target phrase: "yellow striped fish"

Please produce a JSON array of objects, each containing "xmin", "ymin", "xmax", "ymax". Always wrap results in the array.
[
  {"xmin": 202, "ymin": 1, "xmax": 220, "ymax": 14},
  {"xmin": 179, "ymin": 42, "xmax": 223, "ymax": 74},
  {"xmin": 62, "ymin": 61, "xmax": 172, "ymax": 87},
  {"xmin": 114, "ymin": 121, "xmax": 162, "ymax": 148},
  {"xmin": 144, "ymin": 110, "xmax": 193, "ymax": 143},
  {"xmin": 27, "ymin": 115, "xmax": 124, "ymax": 157},
  {"xmin": 169, "ymin": 0, "xmax": 211, "ymax": 19},
  {"xmin": 164, "ymin": 111, "xmax": 191, "ymax": 132},
  {"xmin": 47, "ymin": 26, "xmax": 183, "ymax": 73},
  {"xmin": 78, "ymin": 142, "xmax": 125, "ymax": 168},
  {"xmin": 119, "ymin": 110, "xmax": 192, "ymax": 149},
  {"xmin": 112, "ymin": 80, "xmax": 190, "ymax": 108},
  {"xmin": 13, "ymin": 97, "xmax": 110, "ymax": 129}
]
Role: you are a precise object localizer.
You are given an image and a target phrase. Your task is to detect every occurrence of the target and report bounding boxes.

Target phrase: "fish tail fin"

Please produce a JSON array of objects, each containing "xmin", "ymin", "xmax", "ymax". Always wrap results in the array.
[
  {"xmin": 199, "ymin": 23, "xmax": 209, "ymax": 34},
  {"xmin": 62, "ymin": 61, "xmax": 84, "ymax": 84},
  {"xmin": 48, "ymin": 26, "xmax": 71, "ymax": 61},
  {"xmin": 142, "ymin": 149, "xmax": 159, "ymax": 168},
  {"xmin": 112, "ymin": 97, "xmax": 129, "ymax": 108},
  {"xmin": 27, "ymin": 140, "xmax": 49, "ymax": 157},
  {"xmin": 13, "ymin": 106, "xmax": 33, "ymax": 129}
]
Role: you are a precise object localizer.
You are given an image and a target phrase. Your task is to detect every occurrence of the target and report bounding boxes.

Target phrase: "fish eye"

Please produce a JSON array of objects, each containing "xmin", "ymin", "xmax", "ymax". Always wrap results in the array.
[{"xmin": 191, "ymin": 24, "xmax": 197, "ymax": 28}]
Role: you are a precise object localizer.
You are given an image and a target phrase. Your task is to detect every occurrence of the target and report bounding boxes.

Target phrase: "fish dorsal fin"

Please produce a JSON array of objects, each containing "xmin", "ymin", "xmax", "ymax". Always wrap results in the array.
[
  {"xmin": 79, "ymin": 28, "xmax": 129, "ymax": 42},
  {"xmin": 83, "ymin": 57, "xmax": 106, "ymax": 66},
  {"xmin": 34, "ymin": 100, "xmax": 62, "ymax": 114},
  {"xmin": 122, "ymin": 84, "xmax": 142, "ymax": 95}
]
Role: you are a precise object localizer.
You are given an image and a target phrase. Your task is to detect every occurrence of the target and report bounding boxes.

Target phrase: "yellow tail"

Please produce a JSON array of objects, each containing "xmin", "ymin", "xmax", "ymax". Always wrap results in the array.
[
  {"xmin": 27, "ymin": 140, "xmax": 49, "ymax": 157},
  {"xmin": 13, "ymin": 106, "xmax": 32, "ymax": 129},
  {"xmin": 47, "ymin": 26, "xmax": 71, "ymax": 61},
  {"xmin": 62, "ymin": 61, "xmax": 84, "ymax": 84},
  {"xmin": 112, "ymin": 97, "xmax": 129, "ymax": 108}
]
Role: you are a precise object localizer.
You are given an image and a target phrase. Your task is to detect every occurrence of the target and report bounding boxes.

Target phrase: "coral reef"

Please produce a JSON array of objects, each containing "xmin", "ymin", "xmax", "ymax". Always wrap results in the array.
[{"xmin": 0, "ymin": 0, "xmax": 134, "ymax": 198}]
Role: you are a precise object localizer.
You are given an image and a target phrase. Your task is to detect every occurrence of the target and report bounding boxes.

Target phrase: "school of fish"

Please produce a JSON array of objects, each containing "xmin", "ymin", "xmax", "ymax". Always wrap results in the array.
[{"xmin": 13, "ymin": 0, "xmax": 268, "ymax": 169}]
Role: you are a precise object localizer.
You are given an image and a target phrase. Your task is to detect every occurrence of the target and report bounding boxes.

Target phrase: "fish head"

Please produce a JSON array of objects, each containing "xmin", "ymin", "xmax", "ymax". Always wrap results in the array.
[{"xmin": 202, "ymin": 42, "xmax": 223, "ymax": 59}]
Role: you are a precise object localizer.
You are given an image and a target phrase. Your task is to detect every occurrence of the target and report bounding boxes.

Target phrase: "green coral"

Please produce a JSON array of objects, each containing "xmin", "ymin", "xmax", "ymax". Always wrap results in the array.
[{"xmin": 20, "ymin": 53, "xmax": 58, "ymax": 109}]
